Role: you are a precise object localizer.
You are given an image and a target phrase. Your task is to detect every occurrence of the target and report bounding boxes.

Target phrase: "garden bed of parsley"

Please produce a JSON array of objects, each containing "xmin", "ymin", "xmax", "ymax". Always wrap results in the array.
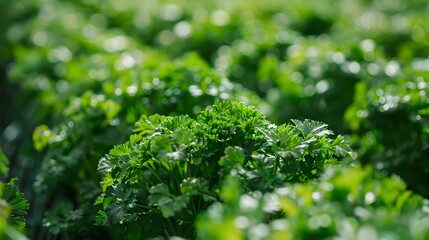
[{"xmin": 1, "ymin": 0, "xmax": 429, "ymax": 239}]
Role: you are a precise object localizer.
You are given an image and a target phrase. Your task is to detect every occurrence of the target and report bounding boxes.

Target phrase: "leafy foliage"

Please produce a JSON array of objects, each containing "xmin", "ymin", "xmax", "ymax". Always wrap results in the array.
[
  {"xmin": 346, "ymin": 63, "xmax": 429, "ymax": 197},
  {"xmin": 0, "ymin": 179, "xmax": 29, "ymax": 233},
  {"xmin": 29, "ymin": 52, "xmax": 263, "ymax": 238},
  {"xmin": 197, "ymin": 165, "xmax": 429, "ymax": 240},
  {"xmin": 97, "ymin": 101, "xmax": 350, "ymax": 238},
  {"xmin": 3, "ymin": 0, "xmax": 429, "ymax": 239},
  {"xmin": 43, "ymin": 202, "xmax": 84, "ymax": 236},
  {"xmin": 0, "ymin": 149, "xmax": 29, "ymax": 240}
]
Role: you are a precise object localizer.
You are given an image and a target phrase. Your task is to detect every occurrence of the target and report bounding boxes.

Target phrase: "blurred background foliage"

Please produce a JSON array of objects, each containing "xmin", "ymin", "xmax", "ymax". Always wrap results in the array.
[{"xmin": 1, "ymin": 0, "xmax": 429, "ymax": 239}]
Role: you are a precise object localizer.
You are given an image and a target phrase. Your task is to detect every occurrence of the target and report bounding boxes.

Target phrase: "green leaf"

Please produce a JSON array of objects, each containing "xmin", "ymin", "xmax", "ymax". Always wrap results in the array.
[
  {"xmin": 43, "ymin": 202, "xmax": 83, "ymax": 235},
  {"xmin": 291, "ymin": 119, "xmax": 333, "ymax": 138},
  {"xmin": 173, "ymin": 128, "xmax": 196, "ymax": 146},
  {"xmin": 180, "ymin": 178, "xmax": 209, "ymax": 194},
  {"xmin": 151, "ymin": 135, "xmax": 186, "ymax": 162},
  {"xmin": 101, "ymin": 173, "xmax": 114, "ymax": 192},
  {"xmin": 148, "ymin": 183, "xmax": 189, "ymax": 217},
  {"xmin": 331, "ymin": 135, "xmax": 352, "ymax": 156},
  {"xmin": 95, "ymin": 210, "xmax": 108, "ymax": 226},
  {"xmin": 257, "ymin": 125, "xmax": 279, "ymax": 143},
  {"xmin": 150, "ymin": 136, "xmax": 173, "ymax": 154},
  {"xmin": 220, "ymin": 147, "xmax": 245, "ymax": 167},
  {"xmin": 32, "ymin": 125, "xmax": 57, "ymax": 151},
  {"xmin": 148, "ymin": 184, "xmax": 170, "ymax": 202},
  {"xmin": 98, "ymin": 156, "xmax": 116, "ymax": 173},
  {"xmin": 0, "ymin": 179, "xmax": 29, "ymax": 232},
  {"xmin": 133, "ymin": 115, "xmax": 165, "ymax": 136}
]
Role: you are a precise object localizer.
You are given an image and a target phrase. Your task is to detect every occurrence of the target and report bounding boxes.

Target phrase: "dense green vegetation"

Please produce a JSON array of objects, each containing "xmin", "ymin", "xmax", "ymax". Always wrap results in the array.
[
  {"xmin": 1, "ymin": 0, "xmax": 429, "ymax": 239},
  {"xmin": 95, "ymin": 101, "xmax": 350, "ymax": 238},
  {"xmin": 0, "ymin": 149, "xmax": 29, "ymax": 240}
]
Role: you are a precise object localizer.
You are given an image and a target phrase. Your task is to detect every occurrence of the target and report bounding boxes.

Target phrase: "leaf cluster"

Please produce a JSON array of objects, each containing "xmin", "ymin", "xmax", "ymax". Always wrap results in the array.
[
  {"xmin": 96, "ymin": 101, "xmax": 350, "ymax": 238},
  {"xmin": 345, "ymin": 63, "xmax": 429, "ymax": 197},
  {"xmin": 28, "ymin": 52, "xmax": 263, "ymax": 238},
  {"xmin": 0, "ymin": 149, "xmax": 29, "ymax": 240},
  {"xmin": 197, "ymin": 164, "xmax": 429, "ymax": 240},
  {"xmin": 3, "ymin": 0, "xmax": 429, "ymax": 238}
]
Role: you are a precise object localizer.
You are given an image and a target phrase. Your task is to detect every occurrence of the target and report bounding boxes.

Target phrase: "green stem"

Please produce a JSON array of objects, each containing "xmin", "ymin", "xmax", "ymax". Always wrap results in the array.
[
  {"xmin": 191, "ymin": 200, "xmax": 197, "ymax": 217},
  {"xmin": 274, "ymin": 154, "xmax": 280, "ymax": 175},
  {"xmin": 165, "ymin": 218, "xmax": 176, "ymax": 236},
  {"xmin": 135, "ymin": 204, "xmax": 158, "ymax": 211},
  {"xmin": 143, "ymin": 162, "xmax": 163, "ymax": 183}
]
